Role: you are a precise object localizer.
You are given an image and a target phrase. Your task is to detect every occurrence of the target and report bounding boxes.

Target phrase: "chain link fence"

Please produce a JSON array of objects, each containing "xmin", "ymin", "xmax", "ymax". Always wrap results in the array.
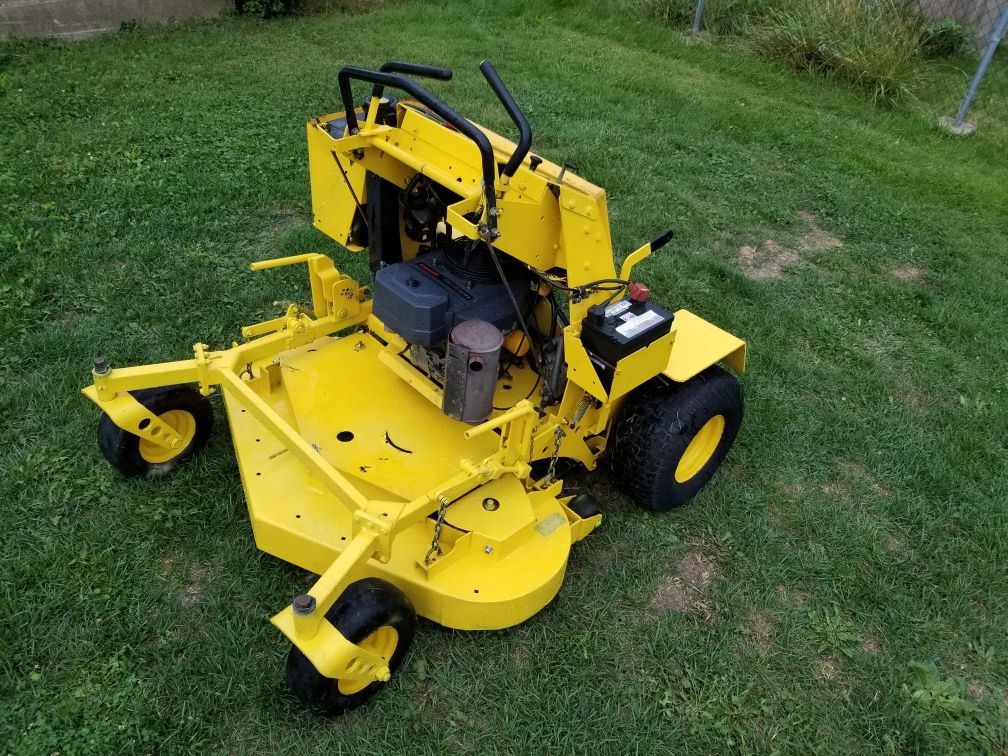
[
  {"xmin": 940, "ymin": 1, "xmax": 1008, "ymax": 132},
  {"xmin": 916, "ymin": 0, "xmax": 1007, "ymax": 48}
]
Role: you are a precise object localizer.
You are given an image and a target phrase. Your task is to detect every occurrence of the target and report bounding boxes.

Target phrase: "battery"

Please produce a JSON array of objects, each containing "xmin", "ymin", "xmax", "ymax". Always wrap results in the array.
[{"xmin": 580, "ymin": 296, "xmax": 675, "ymax": 367}]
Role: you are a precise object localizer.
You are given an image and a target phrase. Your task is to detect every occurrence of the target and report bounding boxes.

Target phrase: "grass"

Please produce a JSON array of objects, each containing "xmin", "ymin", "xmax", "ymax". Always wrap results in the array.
[
  {"xmin": 2, "ymin": 0, "xmax": 1007, "ymax": 752},
  {"xmin": 643, "ymin": 0, "xmax": 965, "ymax": 105}
]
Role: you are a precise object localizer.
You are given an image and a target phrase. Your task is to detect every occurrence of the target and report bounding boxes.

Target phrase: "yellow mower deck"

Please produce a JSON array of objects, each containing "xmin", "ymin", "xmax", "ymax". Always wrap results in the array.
[{"xmin": 224, "ymin": 327, "xmax": 575, "ymax": 630}]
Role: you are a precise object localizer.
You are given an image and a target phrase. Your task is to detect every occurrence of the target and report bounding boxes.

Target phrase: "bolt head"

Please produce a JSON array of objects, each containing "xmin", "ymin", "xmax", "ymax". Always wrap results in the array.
[
  {"xmin": 93, "ymin": 356, "xmax": 110, "ymax": 374},
  {"xmin": 292, "ymin": 594, "xmax": 316, "ymax": 615}
]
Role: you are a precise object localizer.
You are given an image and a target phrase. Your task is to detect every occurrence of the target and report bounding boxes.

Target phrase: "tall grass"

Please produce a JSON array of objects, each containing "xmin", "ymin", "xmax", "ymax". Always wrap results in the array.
[
  {"xmin": 639, "ymin": 0, "xmax": 767, "ymax": 35},
  {"xmin": 640, "ymin": 0, "xmax": 926, "ymax": 105},
  {"xmin": 753, "ymin": 0, "xmax": 924, "ymax": 105}
]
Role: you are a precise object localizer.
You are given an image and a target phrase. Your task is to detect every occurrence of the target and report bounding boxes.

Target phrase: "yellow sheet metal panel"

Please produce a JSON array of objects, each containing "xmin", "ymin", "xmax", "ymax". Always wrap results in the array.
[
  {"xmin": 664, "ymin": 309, "xmax": 747, "ymax": 382},
  {"xmin": 443, "ymin": 475, "xmax": 534, "ymax": 558},
  {"xmin": 276, "ymin": 334, "xmax": 499, "ymax": 502},
  {"xmin": 563, "ymin": 326, "xmax": 609, "ymax": 402},
  {"xmin": 608, "ymin": 330, "xmax": 676, "ymax": 401},
  {"xmin": 560, "ymin": 498, "xmax": 602, "ymax": 543},
  {"xmin": 495, "ymin": 192, "xmax": 562, "ymax": 270},
  {"xmin": 392, "ymin": 485, "xmax": 572, "ymax": 630},
  {"xmin": 307, "ymin": 118, "xmax": 366, "ymax": 250}
]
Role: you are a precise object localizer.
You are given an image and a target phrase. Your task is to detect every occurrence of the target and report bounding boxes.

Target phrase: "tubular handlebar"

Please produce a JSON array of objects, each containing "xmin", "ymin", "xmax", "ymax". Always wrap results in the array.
[
  {"xmin": 369, "ymin": 61, "xmax": 452, "ymax": 101},
  {"xmin": 479, "ymin": 60, "xmax": 531, "ymax": 177},
  {"xmin": 338, "ymin": 65, "xmax": 499, "ymax": 235},
  {"xmin": 651, "ymin": 229, "xmax": 674, "ymax": 252},
  {"xmin": 378, "ymin": 60, "xmax": 453, "ymax": 80}
]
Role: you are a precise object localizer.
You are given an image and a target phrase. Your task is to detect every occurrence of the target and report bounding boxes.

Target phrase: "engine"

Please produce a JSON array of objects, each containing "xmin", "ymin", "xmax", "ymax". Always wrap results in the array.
[
  {"xmin": 373, "ymin": 238, "xmax": 533, "ymax": 347},
  {"xmin": 373, "ymin": 237, "xmax": 537, "ymax": 423}
]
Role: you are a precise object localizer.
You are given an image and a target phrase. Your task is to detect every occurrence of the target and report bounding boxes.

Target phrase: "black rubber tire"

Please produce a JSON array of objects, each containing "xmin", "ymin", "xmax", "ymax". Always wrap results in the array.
[
  {"xmin": 569, "ymin": 493, "xmax": 602, "ymax": 519},
  {"xmin": 610, "ymin": 366, "xmax": 743, "ymax": 511},
  {"xmin": 97, "ymin": 384, "xmax": 214, "ymax": 478},
  {"xmin": 285, "ymin": 578, "xmax": 416, "ymax": 715}
]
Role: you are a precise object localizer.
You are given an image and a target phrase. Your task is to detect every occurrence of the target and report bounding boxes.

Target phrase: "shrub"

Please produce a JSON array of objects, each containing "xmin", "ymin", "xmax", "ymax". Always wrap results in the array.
[
  {"xmin": 920, "ymin": 17, "xmax": 972, "ymax": 58},
  {"xmin": 751, "ymin": 0, "xmax": 923, "ymax": 105},
  {"xmin": 235, "ymin": 0, "xmax": 293, "ymax": 18},
  {"xmin": 639, "ymin": 0, "xmax": 695, "ymax": 27}
]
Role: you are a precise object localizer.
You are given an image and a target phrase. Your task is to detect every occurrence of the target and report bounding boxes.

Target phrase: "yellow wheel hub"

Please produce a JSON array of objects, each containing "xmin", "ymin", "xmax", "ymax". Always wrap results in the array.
[
  {"xmin": 337, "ymin": 625, "xmax": 399, "ymax": 695},
  {"xmin": 674, "ymin": 414, "xmax": 725, "ymax": 483},
  {"xmin": 138, "ymin": 409, "xmax": 197, "ymax": 464}
]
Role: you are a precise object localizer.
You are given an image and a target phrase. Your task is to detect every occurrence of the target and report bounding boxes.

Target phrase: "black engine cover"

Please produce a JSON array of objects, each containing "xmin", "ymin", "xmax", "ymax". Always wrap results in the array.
[{"xmin": 373, "ymin": 248, "xmax": 531, "ymax": 346}]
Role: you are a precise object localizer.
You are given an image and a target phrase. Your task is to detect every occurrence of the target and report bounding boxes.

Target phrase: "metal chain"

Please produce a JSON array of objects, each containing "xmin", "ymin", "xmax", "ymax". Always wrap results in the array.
[
  {"xmin": 424, "ymin": 494, "xmax": 451, "ymax": 566},
  {"xmin": 541, "ymin": 393, "xmax": 591, "ymax": 488},
  {"xmin": 545, "ymin": 425, "xmax": 566, "ymax": 485}
]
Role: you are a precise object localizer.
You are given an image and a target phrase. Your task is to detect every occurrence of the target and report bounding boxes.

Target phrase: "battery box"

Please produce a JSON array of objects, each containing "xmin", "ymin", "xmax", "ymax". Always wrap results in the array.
[{"xmin": 580, "ymin": 297, "xmax": 675, "ymax": 382}]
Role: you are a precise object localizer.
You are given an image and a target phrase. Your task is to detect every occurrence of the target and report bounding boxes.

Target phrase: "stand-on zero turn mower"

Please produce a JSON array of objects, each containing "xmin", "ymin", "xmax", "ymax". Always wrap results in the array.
[{"xmin": 83, "ymin": 60, "xmax": 747, "ymax": 713}]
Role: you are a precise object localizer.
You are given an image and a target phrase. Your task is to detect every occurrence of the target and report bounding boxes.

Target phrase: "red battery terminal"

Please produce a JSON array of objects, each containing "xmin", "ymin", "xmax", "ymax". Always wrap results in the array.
[{"xmin": 628, "ymin": 282, "xmax": 650, "ymax": 303}]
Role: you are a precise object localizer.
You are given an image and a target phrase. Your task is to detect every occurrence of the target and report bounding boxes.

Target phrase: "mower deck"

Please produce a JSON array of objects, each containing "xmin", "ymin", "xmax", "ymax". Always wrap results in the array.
[{"xmin": 223, "ymin": 327, "xmax": 573, "ymax": 630}]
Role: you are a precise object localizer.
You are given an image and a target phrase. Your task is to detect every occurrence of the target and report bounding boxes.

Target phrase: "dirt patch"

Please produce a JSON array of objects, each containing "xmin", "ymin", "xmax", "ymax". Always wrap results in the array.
[
  {"xmin": 748, "ymin": 610, "xmax": 774, "ymax": 656},
  {"xmin": 512, "ymin": 645, "xmax": 529, "ymax": 666},
  {"xmin": 884, "ymin": 534, "xmax": 906, "ymax": 553},
  {"xmin": 651, "ymin": 576, "xmax": 712, "ymax": 619},
  {"xmin": 650, "ymin": 549, "xmax": 719, "ymax": 619},
  {"xmin": 891, "ymin": 264, "xmax": 926, "ymax": 283},
  {"xmin": 862, "ymin": 636, "xmax": 881, "ymax": 654},
  {"xmin": 159, "ymin": 553, "xmax": 177, "ymax": 574},
  {"xmin": 822, "ymin": 481, "xmax": 852, "ymax": 504},
  {"xmin": 736, "ymin": 212, "xmax": 842, "ymax": 280},
  {"xmin": 269, "ymin": 206, "xmax": 307, "ymax": 231},
  {"xmin": 839, "ymin": 461, "xmax": 893, "ymax": 497},
  {"xmin": 966, "ymin": 680, "xmax": 990, "ymax": 700},
  {"xmin": 736, "ymin": 240, "xmax": 801, "ymax": 280},
  {"xmin": 677, "ymin": 551, "xmax": 717, "ymax": 590},
  {"xmin": 767, "ymin": 507, "xmax": 787, "ymax": 531},
  {"xmin": 182, "ymin": 564, "xmax": 208, "ymax": 607},
  {"xmin": 815, "ymin": 656, "xmax": 840, "ymax": 680},
  {"xmin": 778, "ymin": 584, "xmax": 810, "ymax": 605},
  {"xmin": 900, "ymin": 387, "xmax": 931, "ymax": 413},
  {"xmin": 777, "ymin": 479, "xmax": 807, "ymax": 503},
  {"xmin": 796, "ymin": 211, "xmax": 843, "ymax": 253}
]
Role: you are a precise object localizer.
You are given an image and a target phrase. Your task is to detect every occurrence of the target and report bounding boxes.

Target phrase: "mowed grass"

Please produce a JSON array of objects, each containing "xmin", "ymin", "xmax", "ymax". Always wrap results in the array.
[{"xmin": 2, "ymin": 1, "xmax": 1007, "ymax": 752}]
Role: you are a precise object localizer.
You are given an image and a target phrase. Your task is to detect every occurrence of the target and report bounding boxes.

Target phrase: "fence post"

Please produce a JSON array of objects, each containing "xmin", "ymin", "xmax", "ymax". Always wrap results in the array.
[
  {"xmin": 941, "ymin": 6, "xmax": 1008, "ymax": 136},
  {"xmin": 692, "ymin": 0, "xmax": 706, "ymax": 35}
]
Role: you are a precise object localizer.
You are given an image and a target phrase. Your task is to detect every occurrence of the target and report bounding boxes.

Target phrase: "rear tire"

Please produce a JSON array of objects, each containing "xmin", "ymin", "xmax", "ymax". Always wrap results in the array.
[
  {"xmin": 610, "ymin": 366, "xmax": 743, "ymax": 511},
  {"xmin": 97, "ymin": 384, "xmax": 213, "ymax": 478},
  {"xmin": 285, "ymin": 578, "xmax": 416, "ymax": 715}
]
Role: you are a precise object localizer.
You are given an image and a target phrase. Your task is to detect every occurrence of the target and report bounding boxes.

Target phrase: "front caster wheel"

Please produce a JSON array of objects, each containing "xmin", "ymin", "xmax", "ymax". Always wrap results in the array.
[
  {"xmin": 611, "ymin": 366, "xmax": 743, "ymax": 511},
  {"xmin": 285, "ymin": 578, "xmax": 416, "ymax": 715},
  {"xmin": 97, "ymin": 384, "xmax": 214, "ymax": 478}
]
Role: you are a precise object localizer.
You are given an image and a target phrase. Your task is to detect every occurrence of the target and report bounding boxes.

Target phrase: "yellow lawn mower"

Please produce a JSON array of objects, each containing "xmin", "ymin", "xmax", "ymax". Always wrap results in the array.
[{"xmin": 83, "ymin": 60, "xmax": 747, "ymax": 714}]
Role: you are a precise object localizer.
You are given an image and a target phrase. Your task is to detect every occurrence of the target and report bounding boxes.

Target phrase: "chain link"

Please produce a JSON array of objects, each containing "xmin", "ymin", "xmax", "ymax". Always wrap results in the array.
[
  {"xmin": 424, "ymin": 494, "xmax": 451, "ymax": 566},
  {"xmin": 545, "ymin": 425, "xmax": 566, "ymax": 485}
]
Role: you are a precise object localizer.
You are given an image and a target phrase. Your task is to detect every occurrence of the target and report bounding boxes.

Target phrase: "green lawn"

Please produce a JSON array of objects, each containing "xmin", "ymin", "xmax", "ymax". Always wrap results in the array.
[{"xmin": 2, "ymin": 1, "xmax": 1007, "ymax": 752}]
